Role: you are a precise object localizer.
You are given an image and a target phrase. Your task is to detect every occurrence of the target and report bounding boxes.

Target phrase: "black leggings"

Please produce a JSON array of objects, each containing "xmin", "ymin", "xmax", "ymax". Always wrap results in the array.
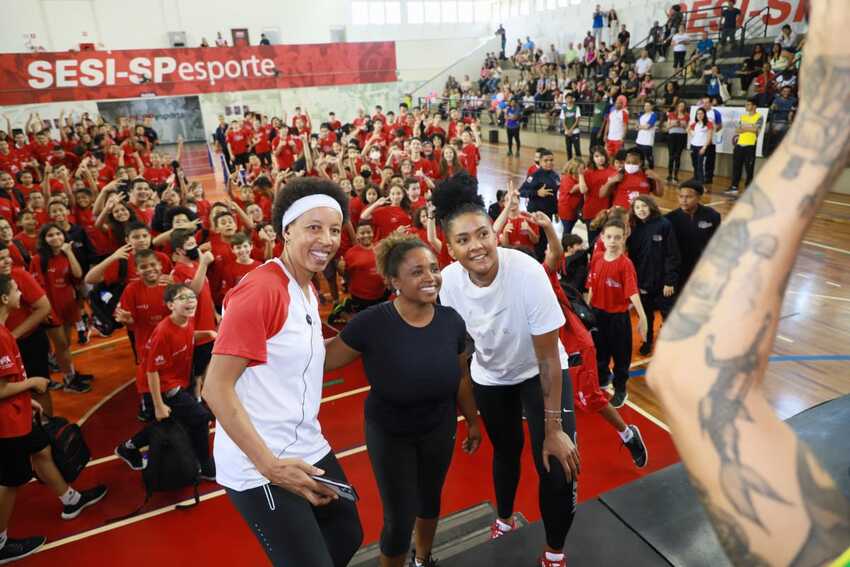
[
  {"xmin": 507, "ymin": 127, "xmax": 521, "ymax": 153},
  {"xmin": 667, "ymin": 133, "xmax": 687, "ymax": 177},
  {"xmin": 593, "ymin": 309, "xmax": 632, "ymax": 393},
  {"xmin": 564, "ymin": 133, "xmax": 581, "ymax": 159},
  {"xmin": 365, "ymin": 414, "xmax": 456, "ymax": 556},
  {"xmin": 226, "ymin": 452, "xmax": 363, "ymax": 567},
  {"xmin": 473, "ymin": 371, "xmax": 577, "ymax": 550}
]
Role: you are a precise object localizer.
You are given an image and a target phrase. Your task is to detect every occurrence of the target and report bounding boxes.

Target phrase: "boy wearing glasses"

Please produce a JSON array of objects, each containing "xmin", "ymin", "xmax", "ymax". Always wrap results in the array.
[{"xmin": 115, "ymin": 283, "xmax": 217, "ymax": 479}]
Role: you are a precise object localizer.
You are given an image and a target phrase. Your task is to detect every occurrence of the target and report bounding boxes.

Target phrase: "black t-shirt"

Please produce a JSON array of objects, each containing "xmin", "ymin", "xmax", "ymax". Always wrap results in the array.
[{"xmin": 340, "ymin": 302, "xmax": 467, "ymax": 435}]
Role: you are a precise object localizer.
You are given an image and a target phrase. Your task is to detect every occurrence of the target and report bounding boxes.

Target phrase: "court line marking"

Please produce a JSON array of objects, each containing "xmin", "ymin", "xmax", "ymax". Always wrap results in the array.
[
  {"xmin": 776, "ymin": 335, "xmax": 795, "ymax": 344},
  {"xmin": 826, "ymin": 281, "xmax": 842, "ymax": 288},
  {"xmin": 803, "ymin": 240, "xmax": 850, "ymax": 256},
  {"xmin": 786, "ymin": 291, "xmax": 850, "ymax": 303},
  {"xmin": 71, "ymin": 336, "xmax": 127, "ymax": 356},
  {"xmin": 824, "ymin": 199, "xmax": 850, "ymax": 208},
  {"xmin": 77, "ymin": 379, "xmax": 135, "ymax": 426}
]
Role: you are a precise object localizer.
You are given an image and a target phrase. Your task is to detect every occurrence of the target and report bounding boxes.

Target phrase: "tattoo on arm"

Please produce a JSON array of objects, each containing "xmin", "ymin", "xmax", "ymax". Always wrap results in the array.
[{"xmin": 700, "ymin": 314, "xmax": 791, "ymax": 527}]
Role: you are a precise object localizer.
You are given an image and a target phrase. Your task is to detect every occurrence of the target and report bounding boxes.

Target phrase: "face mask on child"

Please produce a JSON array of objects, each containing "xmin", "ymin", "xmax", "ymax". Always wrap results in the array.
[{"xmin": 624, "ymin": 164, "xmax": 641, "ymax": 174}]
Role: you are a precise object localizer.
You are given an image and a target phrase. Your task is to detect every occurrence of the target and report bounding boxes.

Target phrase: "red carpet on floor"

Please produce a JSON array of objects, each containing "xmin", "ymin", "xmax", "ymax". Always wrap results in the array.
[{"xmin": 14, "ymin": 359, "xmax": 677, "ymax": 566}]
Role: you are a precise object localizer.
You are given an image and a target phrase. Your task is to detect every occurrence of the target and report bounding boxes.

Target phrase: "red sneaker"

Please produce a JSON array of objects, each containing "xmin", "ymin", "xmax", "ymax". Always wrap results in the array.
[
  {"xmin": 539, "ymin": 553, "xmax": 566, "ymax": 567},
  {"xmin": 488, "ymin": 517, "xmax": 517, "ymax": 540}
]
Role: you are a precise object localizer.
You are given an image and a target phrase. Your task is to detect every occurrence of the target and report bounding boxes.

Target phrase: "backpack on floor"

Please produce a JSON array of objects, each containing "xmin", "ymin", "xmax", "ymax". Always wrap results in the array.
[
  {"xmin": 109, "ymin": 418, "xmax": 201, "ymax": 522},
  {"xmin": 87, "ymin": 259, "xmax": 128, "ymax": 337},
  {"xmin": 42, "ymin": 416, "xmax": 91, "ymax": 483}
]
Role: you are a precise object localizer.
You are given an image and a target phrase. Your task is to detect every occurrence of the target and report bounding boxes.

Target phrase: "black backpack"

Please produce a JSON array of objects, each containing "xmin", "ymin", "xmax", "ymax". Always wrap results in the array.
[
  {"xmin": 42, "ymin": 416, "xmax": 91, "ymax": 483},
  {"xmin": 111, "ymin": 418, "xmax": 201, "ymax": 522},
  {"xmin": 560, "ymin": 282, "xmax": 597, "ymax": 332},
  {"xmin": 87, "ymin": 259, "xmax": 128, "ymax": 336}
]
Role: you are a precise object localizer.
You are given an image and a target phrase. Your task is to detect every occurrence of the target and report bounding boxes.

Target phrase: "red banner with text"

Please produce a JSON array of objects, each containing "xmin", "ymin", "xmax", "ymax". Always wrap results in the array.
[
  {"xmin": 0, "ymin": 42, "xmax": 398, "ymax": 106},
  {"xmin": 679, "ymin": 0, "xmax": 807, "ymax": 33}
]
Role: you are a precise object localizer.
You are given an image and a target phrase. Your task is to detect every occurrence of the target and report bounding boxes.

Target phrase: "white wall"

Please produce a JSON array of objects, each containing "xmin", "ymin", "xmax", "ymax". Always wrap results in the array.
[{"xmin": 494, "ymin": 0, "xmax": 808, "ymax": 55}]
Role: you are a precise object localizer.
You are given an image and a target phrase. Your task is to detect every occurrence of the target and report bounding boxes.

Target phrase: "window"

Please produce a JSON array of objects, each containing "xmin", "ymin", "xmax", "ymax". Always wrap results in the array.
[
  {"xmin": 546, "ymin": 0, "xmax": 556, "ymax": 9},
  {"xmin": 500, "ymin": 0, "xmax": 509, "ymax": 21},
  {"xmin": 520, "ymin": 0, "xmax": 530, "ymax": 15},
  {"xmin": 352, "ymin": 1, "xmax": 369, "ymax": 25},
  {"xmin": 459, "ymin": 1, "xmax": 474, "ymax": 22},
  {"xmin": 570, "ymin": 0, "xmax": 580, "ymax": 4},
  {"xmin": 386, "ymin": 1, "xmax": 401, "ymax": 23},
  {"xmin": 407, "ymin": 1, "xmax": 424, "ymax": 23},
  {"xmin": 425, "ymin": 1, "xmax": 441, "ymax": 22},
  {"xmin": 536, "ymin": 0, "xmax": 545, "ymax": 11},
  {"xmin": 558, "ymin": 0, "xmax": 568, "ymax": 6},
  {"xmin": 442, "ymin": 1, "xmax": 457, "ymax": 22},
  {"xmin": 369, "ymin": 2, "xmax": 385, "ymax": 24},
  {"xmin": 474, "ymin": 0, "xmax": 491, "ymax": 22},
  {"xmin": 510, "ymin": 0, "xmax": 519, "ymax": 17}
]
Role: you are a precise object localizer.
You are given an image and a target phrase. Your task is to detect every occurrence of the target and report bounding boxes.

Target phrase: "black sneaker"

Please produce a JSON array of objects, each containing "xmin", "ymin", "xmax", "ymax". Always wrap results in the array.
[
  {"xmin": 63, "ymin": 377, "xmax": 91, "ymax": 394},
  {"xmin": 61, "ymin": 485, "xmax": 108, "ymax": 520},
  {"xmin": 47, "ymin": 380, "xmax": 64, "ymax": 391},
  {"xmin": 410, "ymin": 551, "xmax": 439, "ymax": 567},
  {"xmin": 77, "ymin": 327, "xmax": 89, "ymax": 345},
  {"xmin": 115, "ymin": 443, "xmax": 144, "ymax": 471},
  {"xmin": 611, "ymin": 389, "xmax": 628, "ymax": 408},
  {"xmin": 200, "ymin": 459, "xmax": 216, "ymax": 482},
  {"xmin": 624, "ymin": 425, "xmax": 648, "ymax": 468},
  {"xmin": 0, "ymin": 536, "xmax": 46, "ymax": 564},
  {"xmin": 74, "ymin": 372, "xmax": 94, "ymax": 382},
  {"xmin": 639, "ymin": 342, "xmax": 653, "ymax": 356},
  {"xmin": 136, "ymin": 407, "xmax": 153, "ymax": 423}
]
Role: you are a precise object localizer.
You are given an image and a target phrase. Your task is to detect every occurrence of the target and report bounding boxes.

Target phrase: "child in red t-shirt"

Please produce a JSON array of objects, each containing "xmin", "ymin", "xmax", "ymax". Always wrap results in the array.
[
  {"xmin": 328, "ymin": 223, "xmax": 388, "ymax": 325},
  {"xmin": 114, "ymin": 283, "xmax": 216, "ymax": 478},
  {"xmin": 557, "ymin": 159, "xmax": 584, "ymax": 237},
  {"xmin": 610, "ymin": 148, "xmax": 664, "ymax": 209},
  {"xmin": 360, "ymin": 185, "xmax": 412, "ymax": 242},
  {"xmin": 220, "ymin": 233, "xmax": 261, "ymax": 299},
  {"xmin": 580, "ymin": 147, "xmax": 615, "ymax": 246},
  {"xmin": 0, "ymin": 274, "xmax": 107, "ymax": 558},
  {"xmin": 586, "ymin": 220, "xmax": 648, "ymax": 407}
]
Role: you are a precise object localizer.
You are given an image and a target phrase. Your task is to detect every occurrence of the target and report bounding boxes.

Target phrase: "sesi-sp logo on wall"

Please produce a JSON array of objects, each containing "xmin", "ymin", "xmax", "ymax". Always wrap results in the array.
[
  {"xmin": 27, "ymin": 55, "xmax": 278, "ymax": 89},
  {"xmin": 0, "ymin": 43, "xmax": 398, "ymax": 105}
]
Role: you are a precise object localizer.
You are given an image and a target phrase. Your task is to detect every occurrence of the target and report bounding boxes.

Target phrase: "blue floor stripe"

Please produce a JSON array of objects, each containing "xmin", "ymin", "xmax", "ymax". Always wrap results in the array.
[{"xmin": 626, "ymin": 354, "xmax": 850, "ymax": 378}]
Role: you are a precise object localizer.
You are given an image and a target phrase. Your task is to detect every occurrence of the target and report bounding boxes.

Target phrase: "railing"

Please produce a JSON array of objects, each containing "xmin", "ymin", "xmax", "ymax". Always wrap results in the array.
[{"xmin": 409, "ymin": 36, "xmax": 500, "ymax": 99}]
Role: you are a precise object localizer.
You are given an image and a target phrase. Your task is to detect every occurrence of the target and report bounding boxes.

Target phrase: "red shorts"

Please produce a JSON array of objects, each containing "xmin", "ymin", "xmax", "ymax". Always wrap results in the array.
[
  {"xmin": 606, "ymin": 139, "xmax": 623, "ymax": 159},
  {"xmin": 570, "ymin": 344, "xmax": 610, "ymax": 413}
]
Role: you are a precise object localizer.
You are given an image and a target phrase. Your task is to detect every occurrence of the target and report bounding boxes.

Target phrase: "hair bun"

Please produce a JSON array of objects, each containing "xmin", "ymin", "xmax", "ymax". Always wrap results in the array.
[{"xmin": 431, "ymin": 172, "xmax": 484, "ymax": 225}]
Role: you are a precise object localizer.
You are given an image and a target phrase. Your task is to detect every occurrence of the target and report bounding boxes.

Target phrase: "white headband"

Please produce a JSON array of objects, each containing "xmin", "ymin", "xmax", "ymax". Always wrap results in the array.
[{"xmin": 281, "ymin": 194, "xmax": 343, "ymax": 231}]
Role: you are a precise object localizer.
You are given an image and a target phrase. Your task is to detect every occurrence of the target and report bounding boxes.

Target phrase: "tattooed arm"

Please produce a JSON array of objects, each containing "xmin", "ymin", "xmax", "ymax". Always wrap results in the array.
[{"xmin": 647, "ymin": 2, "xmax": 850, "ymax": 565}]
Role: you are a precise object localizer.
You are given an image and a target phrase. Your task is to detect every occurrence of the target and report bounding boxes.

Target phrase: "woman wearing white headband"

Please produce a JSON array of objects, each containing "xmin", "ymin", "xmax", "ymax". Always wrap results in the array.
[{"xmin": 204, "ymin": 178, "xmax": 363, "ymax": 567}]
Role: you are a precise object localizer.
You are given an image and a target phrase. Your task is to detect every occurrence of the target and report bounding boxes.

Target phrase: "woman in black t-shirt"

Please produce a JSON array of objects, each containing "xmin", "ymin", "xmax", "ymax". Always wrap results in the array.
[{"xmin": 325, "ymin": 233, "xmax": 480, "ymax": 567}]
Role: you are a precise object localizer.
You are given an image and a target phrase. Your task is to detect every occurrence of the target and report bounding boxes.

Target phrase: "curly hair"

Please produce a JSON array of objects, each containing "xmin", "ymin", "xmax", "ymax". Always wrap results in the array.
[
  {"xmin": 431, "ymin": 172, "xmax": 487, "ymax": 235},
  {"xmin": 374, "ymin": 232, "xmax": 432, "ymax": 283},
  {"xmin": 271, "ymin": 177, "xmax": 349, "ymax": 241}
]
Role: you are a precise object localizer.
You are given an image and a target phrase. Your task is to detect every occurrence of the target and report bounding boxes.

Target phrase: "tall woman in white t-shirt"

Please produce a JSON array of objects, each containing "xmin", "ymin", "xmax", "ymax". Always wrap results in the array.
[
  {"xmin": 433, "ymin": 174, "xmax": 580, "ymax": 567},
  {"xmin": 203, "ymin": 178, "xmax": 363, "ymax": 567},
  {"xmin": 687, "ymin": 108, "xmax": 713, "ymax": 183}
]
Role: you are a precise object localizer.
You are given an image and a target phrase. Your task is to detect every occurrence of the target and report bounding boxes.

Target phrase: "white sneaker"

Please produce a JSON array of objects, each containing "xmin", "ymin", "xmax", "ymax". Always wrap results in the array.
[{"xmin": 656, "ymin": 56, "xmax": 666, "ymax": 63}]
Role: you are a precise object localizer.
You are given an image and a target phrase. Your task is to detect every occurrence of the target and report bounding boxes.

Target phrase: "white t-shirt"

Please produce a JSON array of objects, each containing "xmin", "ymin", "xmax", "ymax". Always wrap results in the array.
[
  {"xmin": 607, "ymin": 108, "xmax": 629, "ymax": 141},
  {"xmin": 635, "ymin": 112, "xmax": 658, "ymax": 146},
  {"xmin": 672, "ymin": 33, "xmax": 689, "ymax": 52},
  {"xmin": 689, "ymin": 122, "xmax": 712, "ymax": 147},
  {"xmin": 439, "ymin": 247, "xmax": 569, "ymax": 386},
  {"xmin": 635, "ymin": 57, "xmax": 653, "ymax": 76},
  {"xmin": 212, "ymin": 259, "xmax": 330, "ymax": 492}
]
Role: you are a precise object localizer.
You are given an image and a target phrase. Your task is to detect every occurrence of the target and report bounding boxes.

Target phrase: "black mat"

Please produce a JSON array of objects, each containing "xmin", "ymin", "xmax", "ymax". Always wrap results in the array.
[
  {"xmin": 441, "ymin": 499, "xmax": 668, "ymax": 567},
  {"xmin": 598, "ymin": 394, "xmax": 850, "ymax": 567}
]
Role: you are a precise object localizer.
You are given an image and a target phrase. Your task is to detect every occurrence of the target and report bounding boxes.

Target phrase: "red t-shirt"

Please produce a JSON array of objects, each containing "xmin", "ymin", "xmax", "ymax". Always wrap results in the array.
[
  {"xmin": 30, "ymin": 253, "xmax": 77, "ymax": 323},
  {"xmin": 119, "ymin": 280, "xmax": 169, "ymax": 391},
  {"xmin": 6, "ymin": 268, "xmax": 46, "ymax": 338},
  {"xmin": 558, "ymin": 174, "xmax": 582, "ymax": 221},
  {"xmin": 0, "ymin": 325, "xmax": 32, "ymax": 439},
  {"xmin": 143, "ymin": 317, "xmax": 195, "ymax": 393},
  {"xmin": 0, "ymin": 324, "xmax": 31, "ymax": 439},
  {"xmin": 103, "ymin": 250, "xmax": 172, "ymax": 286},
  {"xmin": 613, "ymin": 171, "xmax": 652, "ymax": 209},
  {"xmin": 0, "ymin": 193, "xmax": 19, "ymax": 229},
  {"xmin": 586, "ymin": 253, "xmax": 639, "ymax": 313},
  {"xmin": 499, "ymin": 215, "xmax": 540, "ymax": 249},
  {"xmin": 227, "ymin": 129, "xmax": 250, "ymax": 156},
  {"xmin": 343, "ymin": 245, "xmax": 385, "ymax": 300},
  {"xmin": 254, "ymin": 125, "xmax": 274, "ymax": 154},
  {"xmin": 128, "ymin": 204, "xmax": 154, "ymax": 227},
  {"xmin": 221, "ymin": 259, "xmax": 261, "ymax": 298},
  {"xmin": 13, "ymin": 233, "xmax": 37, "ymax": 256},
  {"xmin": 8, "ymin": 243, "xmax": 25, "ymax": 268},
  {"xmin": 461, "ymin": 144, "xmax": 480, "ymax": 178},
  {"xmin": 371, "ymin": 206, "xmax": 412, "ymax": 242},
  {"xmin": 582, "ymin": 167, "xmax": 616, "ymax": 221},
  {"xmin": 527, "ymin": 164, "xmax": 540, "ymax": 177},
  {"xmin": 411, "ymin": 158, "xmax": 437, "ymax": 180},
  {"xmin": 171, "ymin": 261, "xmax": 216, "ymax": 344},
  {"xmin": 413, "ymin": 227, "xmax": 453, "ymax": 268},
  {"xmin": 208, "ymin": 234, "xmax": 237, "ymax": 304}
]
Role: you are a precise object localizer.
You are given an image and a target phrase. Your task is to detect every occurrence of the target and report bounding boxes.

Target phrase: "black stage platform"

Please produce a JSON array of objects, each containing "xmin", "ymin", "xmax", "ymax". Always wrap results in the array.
[{"xmin": 441, "ymin": 394, "xmax": 850, "ymax": 566}]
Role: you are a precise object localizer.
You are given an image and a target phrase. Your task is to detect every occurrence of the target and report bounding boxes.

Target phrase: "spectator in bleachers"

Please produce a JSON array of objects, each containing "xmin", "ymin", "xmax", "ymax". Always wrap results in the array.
[
  {"xmin": 607, "ymin": 8, "xmax": 619, "ymax": 45},
  {"xmin": 752, "ymin": 62, "xmax": 776, "ymax": 107},
  {"xmin": 767, "ymin": 85, "xmax": 797, "ymax": 154},
  {"xmin": 775, "ymin": 24, "xmax": 798, "ymax": 53},
  {"xmin": 769, "ymin": 43, "xmax": 790, "ymax": 73},
  {"xmin": 635, "ymin": 49, "xmax": 653, "ymax": 79},
  {"xmin": 703, "ymin": 65, "xmax": 727, "ymax": 104},
  {"xmin": 671, "ymin": 26, "xmax": 689, "ymax": 70},
  {"xmin": 647, "ymin": 20, "xmax": 665, "ymax": 61},
  {"xmin": 617, "ymin": 25, "xmax": 631, "ymax": 50},
  {"xmin": 719, "ymin": 0, "xmax": 741, "ymax": 50},
  {"xmin": 737, "ymin": 44, "xmax": 766, "ymax": 92},
  {"xmin": 593, "ymin": 5, "xmax": 605, "ymax": 46}
]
